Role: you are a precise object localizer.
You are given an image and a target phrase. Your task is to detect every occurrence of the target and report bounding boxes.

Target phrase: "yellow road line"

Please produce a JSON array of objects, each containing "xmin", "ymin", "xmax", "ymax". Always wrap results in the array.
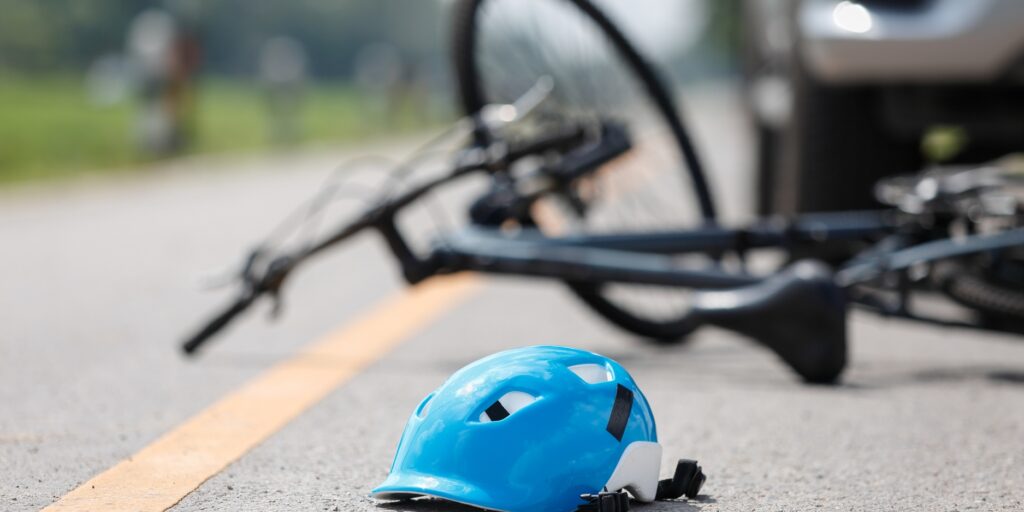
[{"xmin": 44, "ymin": 274, "xmax": 481, "ymax": 512}]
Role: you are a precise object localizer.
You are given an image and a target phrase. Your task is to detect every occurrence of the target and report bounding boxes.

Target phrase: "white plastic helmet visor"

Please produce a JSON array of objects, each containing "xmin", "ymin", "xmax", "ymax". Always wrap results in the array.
[{"xmin": 602, "ymin": 441, "xmax": 662, "ymax": 502}]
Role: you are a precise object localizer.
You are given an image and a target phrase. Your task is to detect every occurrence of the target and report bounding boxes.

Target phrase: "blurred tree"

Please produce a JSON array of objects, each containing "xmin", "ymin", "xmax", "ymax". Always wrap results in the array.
[
  {"xmin": 197, "ymin": 0, "xmax": 445, "ymax": 78},
  {"xmin": 0, "ymin": 0, "xmax": 445, "ymax": 79},
  {"xmin": 665, "ymin": 0, "xmax": 740, "ymax": 80},
  {"xmin": 0, "ymin": 1, "xmax": 67, "ymax": 72},
  {"xmin": 702, "ymin": 0, "xmax": 741, "ymax": 67},
  {"xmin": 0, "ymin": 0, "xmax": 155, "ymax": 73}
]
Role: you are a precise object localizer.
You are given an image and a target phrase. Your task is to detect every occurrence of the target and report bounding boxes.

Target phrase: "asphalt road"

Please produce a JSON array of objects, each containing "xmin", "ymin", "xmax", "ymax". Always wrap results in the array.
[{"xmin": 2, "ymin": 90, "xmax": 1022, "ymax": 511}]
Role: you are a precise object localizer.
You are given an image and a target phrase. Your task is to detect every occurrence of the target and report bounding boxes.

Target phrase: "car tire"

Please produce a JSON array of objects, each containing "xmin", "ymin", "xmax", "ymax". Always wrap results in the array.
[{"xmin": 767, "ymin": 65, "xmax": 923, "ymax": 214}]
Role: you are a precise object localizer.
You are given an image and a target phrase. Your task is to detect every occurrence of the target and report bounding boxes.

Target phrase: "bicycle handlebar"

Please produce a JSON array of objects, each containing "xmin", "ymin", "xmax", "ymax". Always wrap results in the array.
[
  {"xmin": 182, "ymin": 291, "xmax": 259, "ymax": 354},
  {"xmin": 180, "ymin": 120, "xmax": 619, "ymax": 356}
]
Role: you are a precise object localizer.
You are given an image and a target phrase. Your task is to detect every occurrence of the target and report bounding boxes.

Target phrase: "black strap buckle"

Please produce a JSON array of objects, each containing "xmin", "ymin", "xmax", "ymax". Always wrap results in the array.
[
  {"xmin": 577, "ymin": 490, "xmax": 630, "ymax": 512},
  {"xmin": 576, "ymin": 459, "xmax": 705, "ymax": 511},
  {"xmin": 655, "ymin": 459, "xmax": 706, "ymax": 500}
]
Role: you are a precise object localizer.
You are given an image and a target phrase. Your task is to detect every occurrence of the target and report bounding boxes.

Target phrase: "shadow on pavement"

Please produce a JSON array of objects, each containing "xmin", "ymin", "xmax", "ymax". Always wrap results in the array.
[
  {"xmin": 378, "ymin": 499, "xmax": 481, "ymax": 512},
  {"xmin": 913, "ymin": 366, "xmax": 1024, "ymax": 385},
  {"xmin": 640, "ymin": 495, "xmax": 718, "ymax": 511},
  {"xmin": 376, "ymin": 496, "xmax": 716, "ymax": 511},
  {"xmin": 841, "ymin": 365, "xmax": 1024, "ymax": 390}
]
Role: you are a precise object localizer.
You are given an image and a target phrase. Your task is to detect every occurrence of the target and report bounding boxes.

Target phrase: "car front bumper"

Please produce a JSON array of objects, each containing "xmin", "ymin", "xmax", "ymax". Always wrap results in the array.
[{"xmin": 799, "ymin": 0, "xmax": 1024, "ymax": 83}]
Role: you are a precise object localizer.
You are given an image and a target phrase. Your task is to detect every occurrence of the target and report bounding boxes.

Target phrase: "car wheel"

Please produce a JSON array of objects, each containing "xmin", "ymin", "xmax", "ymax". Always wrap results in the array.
[{"xmin": 769, "ymin": 64, "xmax": 923, "ymax": 214}]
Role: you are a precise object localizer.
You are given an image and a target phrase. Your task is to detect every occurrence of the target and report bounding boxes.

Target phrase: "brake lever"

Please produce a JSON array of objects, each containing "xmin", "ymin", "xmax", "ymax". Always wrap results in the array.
[
  {"xmin": 475, "ymin": 76, "xmax": 555, "ymax": 138},
  {"xmin": 240, "ymin": 247, "xmax": 267, "ymax": 284},
  {"xmin": 262, "ymin": 254, "xmax": 295, "ymax": 319},
  {"xmin": 181, "ymin": 250, "xmax": 297, "ymax": 355},
  {"xmin": 198, "ymin": 246, "xmax": 268, "ymax": 291}
]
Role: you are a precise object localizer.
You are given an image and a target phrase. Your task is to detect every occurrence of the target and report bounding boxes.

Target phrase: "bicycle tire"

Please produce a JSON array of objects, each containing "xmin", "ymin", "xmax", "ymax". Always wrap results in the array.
[
  {"xmin": 941, "ymin": 261, "xmax": 1024, "ymax": 328},
  {"xmin": 452, "ymin": 0, "xmax": 717, "ymax": 342}
]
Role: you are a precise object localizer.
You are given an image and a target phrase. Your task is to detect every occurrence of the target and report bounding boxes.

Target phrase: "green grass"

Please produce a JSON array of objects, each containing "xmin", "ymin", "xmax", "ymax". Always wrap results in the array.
[
  {"xmin": 0, "ymin": 77, "xmax": 135, "ymax": 182},
  {"xmin": 0, "ymin": 77, "xmax": 437, "ymax": 184}
]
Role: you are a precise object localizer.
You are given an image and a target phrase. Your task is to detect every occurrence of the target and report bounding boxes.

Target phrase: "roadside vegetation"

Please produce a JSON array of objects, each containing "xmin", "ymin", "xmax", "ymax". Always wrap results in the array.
[
  {"xmin": 0, "ymin": 0, "xmax": 449, "ymax": 185},
  {"xmin": 0, "ymin": 76, "xmax": 440, "ymax": 184}
]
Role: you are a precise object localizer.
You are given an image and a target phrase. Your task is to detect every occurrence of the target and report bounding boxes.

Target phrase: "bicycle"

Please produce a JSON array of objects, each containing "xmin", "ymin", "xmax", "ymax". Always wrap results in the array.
[{"xmin": 182, "ymin": 0, "xmax": 1024, "ymax": 383}]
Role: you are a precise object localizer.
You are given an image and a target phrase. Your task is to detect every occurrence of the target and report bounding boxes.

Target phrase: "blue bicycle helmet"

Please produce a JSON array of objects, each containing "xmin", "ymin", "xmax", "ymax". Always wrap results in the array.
[{"xmin": 372, "ymin": 346, "xmax": 674, "ymax": 512}]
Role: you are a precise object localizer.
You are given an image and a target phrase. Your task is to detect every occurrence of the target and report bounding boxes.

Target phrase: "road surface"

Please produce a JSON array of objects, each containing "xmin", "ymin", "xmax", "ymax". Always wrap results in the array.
[{"xmin": 1, "ymin": 89, "xmax": 1022, "ymax": 511}]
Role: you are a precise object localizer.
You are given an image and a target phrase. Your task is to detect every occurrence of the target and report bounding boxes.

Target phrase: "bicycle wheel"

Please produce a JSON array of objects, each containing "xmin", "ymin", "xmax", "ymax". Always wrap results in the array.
[
  {"xmin": 452, "ymin": 0, "xmax": 718, "ymax": 342},
  {"xmin": 942, "ymin": 258, "xmax": 1024, "ymax": 331}
]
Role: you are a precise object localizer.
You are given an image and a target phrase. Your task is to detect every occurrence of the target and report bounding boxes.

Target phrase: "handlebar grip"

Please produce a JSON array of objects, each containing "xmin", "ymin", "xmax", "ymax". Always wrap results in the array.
[
  {"xmin": 182, "ymin": 294, "xmax": 257, "ymax": 355},
  {"xmin": 506, "ymin": 125, "xmax": 585, "ymax": 162}
]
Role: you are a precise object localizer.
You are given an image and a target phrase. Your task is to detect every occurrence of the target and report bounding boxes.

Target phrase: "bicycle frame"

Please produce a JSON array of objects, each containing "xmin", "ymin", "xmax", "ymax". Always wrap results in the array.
[
  {"xmin": 182, "ymin": 140, "xmax": 1024, "ymax": 353},
  {"xmin": 392, "ymin": 211, "xmax": 894, "ymax": 287},
  {"xmin": 182, "ymin": 109, "xmax": 1023, "ymax": 385},
  {"xmin": 387, "ymin": 207, "xmax": 1024, "ymax": 295}
]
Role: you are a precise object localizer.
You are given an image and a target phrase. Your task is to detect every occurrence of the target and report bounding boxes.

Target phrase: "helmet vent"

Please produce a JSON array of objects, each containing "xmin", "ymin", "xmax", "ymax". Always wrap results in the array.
[
  {"xmin": 478, "ymin": 391, "xmax": 537, "ymax": 423},
  {"xmin": 416, "ymin": 393, "xmax": 435, "ymax": 418},
  {"xmin": 569, "ymin": 363, "xmax": 613, "ymax": 384}
]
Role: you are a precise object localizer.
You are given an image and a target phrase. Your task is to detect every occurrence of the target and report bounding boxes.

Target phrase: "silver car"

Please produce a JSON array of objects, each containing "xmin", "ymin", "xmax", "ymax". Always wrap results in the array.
[{"xmin": 743, "ymin": 0, "xmax": 1024, "ymax": 214}]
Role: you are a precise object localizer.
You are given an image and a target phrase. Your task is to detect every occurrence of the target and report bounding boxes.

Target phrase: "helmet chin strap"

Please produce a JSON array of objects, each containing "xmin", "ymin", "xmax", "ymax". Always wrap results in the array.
[
  {"xmin": 577, "ymin": 459, "xmax": 706, "ymax": 512},
  {"xmin": 655, "ymin": 459, "xmax": 706, "ymax": 501},
  {"xmin": 576, "ymin": 491, "xmax": 630, "ymax": 512}
]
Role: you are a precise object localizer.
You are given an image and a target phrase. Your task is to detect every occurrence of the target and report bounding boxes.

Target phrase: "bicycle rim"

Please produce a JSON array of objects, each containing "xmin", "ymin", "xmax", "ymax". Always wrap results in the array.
[{"xmin": 452, "ymin": 0, "xmax": 718, "ymax": 341}]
